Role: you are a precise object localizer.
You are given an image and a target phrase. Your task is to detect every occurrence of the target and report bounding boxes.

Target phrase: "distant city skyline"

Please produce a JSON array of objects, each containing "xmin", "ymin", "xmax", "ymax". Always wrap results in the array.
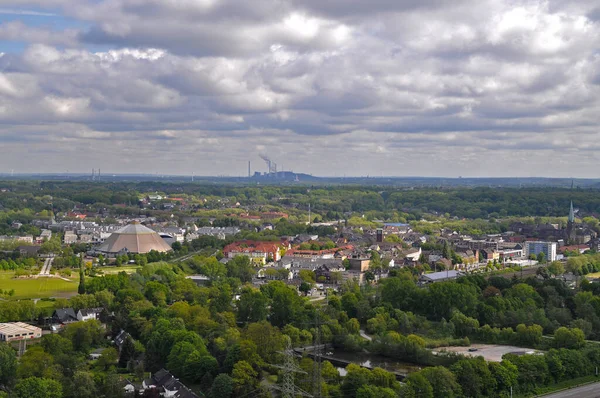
[{"xmin": 0, "ymin": 1, "xmax": 599, "ymax": 177}]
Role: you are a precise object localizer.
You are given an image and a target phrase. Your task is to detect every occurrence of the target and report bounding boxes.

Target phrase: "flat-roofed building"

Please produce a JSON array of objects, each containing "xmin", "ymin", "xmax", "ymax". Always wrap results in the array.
[
  {"xmin": 0, "ymin": 322, "xmax": 42, "ymax": 342},
  {"xmin": 524, "ymin": 241, "xmax": 557, "ymax": 262}
]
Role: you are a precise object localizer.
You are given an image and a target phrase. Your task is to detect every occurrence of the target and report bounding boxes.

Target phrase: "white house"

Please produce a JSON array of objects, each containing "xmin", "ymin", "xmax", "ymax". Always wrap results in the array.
[{"xmin": 77, "ymin": 308, "xmax": 103, "ymax": 322}]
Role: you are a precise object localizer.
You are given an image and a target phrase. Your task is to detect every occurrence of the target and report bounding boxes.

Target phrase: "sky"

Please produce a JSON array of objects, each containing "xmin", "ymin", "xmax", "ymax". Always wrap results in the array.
[{"xmin": 0, "ymin": 0, "xmax": 599, "ymax": 177}]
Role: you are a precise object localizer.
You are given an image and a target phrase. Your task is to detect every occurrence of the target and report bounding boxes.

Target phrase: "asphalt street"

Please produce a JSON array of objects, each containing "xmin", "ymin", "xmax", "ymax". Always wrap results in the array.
[{"xmin": 542, "ymin": 382, "xmax": 600, "ymax": 398}]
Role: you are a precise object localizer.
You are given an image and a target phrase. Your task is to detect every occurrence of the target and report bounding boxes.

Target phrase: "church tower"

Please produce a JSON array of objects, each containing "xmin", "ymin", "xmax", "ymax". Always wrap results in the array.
[{"xmin": 566, "ymin": 201, "xmax": 576, "ymax": 244}]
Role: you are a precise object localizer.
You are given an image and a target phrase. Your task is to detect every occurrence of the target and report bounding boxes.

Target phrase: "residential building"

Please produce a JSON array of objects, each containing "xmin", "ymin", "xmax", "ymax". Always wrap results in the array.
[
  {"xmin": 52, "ymin": 308, "xmax": 78, "ymax": 325},
  {"xmin": 40, "ymin": 229, "xmax": 52, "ymax": 241},
  {"xmin": 457, "ymin": 239, "xmax": 498, "ymax": 251},
  {"xmin": 114, "ymin": 330, "xmax": 132, "ymax": 352},
  {"xmin": 285, "ymin": 248, "xmax": 336, "ymax": 259},
  {"xmin": 223, "ymin": 240, "xmax": 285, "ymax": 265},
  {"xmin": 455, "ymin": 249, "xmax": 479, "ymax": 266},
  {"xmin": 524, "ymin": 241, "xmax": 557, "ymax": 262},
  {"xmin": 348, "ymin": 258, "xmax": 370, "ymax": 272},
  {"xmin": 18, "ymin": 245, "xmax": 41, "ymax": 257},
  {"xmin": 17, "ymin": 235, "xmax": 33, "ymax": 244},
  {"xmin": 481, "ymin": 249, "xmax": 500, "ymax": 261},
  {"xmin": 403, "ymin": 247, "xmax": 422, "ymax": 263},
  {"xmin": 558, "ymin": 245, "xmax": 590, "ymax": 255},
  {"xmin": 76, "ymin": 308, "xmax": 103, "ymax": 322},
  {"xmin": 64, "ymin": 231, "xmax": 78, "ymax": 244},
  {"xmin": 142, "ymin": 369, "xmax": 200, "ymax": 398}
]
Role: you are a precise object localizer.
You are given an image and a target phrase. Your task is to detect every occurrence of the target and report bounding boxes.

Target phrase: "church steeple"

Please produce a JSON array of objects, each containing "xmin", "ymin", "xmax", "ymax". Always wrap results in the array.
[{"xmin": 569, "ymin": 201, "xmax": 575, "ymax": 223}]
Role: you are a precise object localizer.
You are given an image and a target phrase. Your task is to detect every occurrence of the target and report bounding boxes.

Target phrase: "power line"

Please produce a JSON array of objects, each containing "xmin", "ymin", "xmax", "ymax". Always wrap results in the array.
[
  {"xmin": 272, "ymin": 337, "xmax": 313, "ymax": 398},
  {"xmin": 311, "ymin": 311, "xmax": 323, "ymax": 398}
]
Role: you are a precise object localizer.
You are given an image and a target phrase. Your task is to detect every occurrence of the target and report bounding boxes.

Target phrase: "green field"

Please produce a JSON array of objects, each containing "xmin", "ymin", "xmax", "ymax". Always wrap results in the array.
[
  {"xmin": 97, "ymin": 266, "xmax": 141, "ymax": 275},
  {"xmin": 0, "ymin": 271, "xmax": 78, "ymax": 300}
]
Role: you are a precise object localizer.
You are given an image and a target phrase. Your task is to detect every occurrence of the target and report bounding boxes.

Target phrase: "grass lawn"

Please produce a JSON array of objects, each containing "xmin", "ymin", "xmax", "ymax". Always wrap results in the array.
[
  {"xmin": 0, "ymin": 271, "xmax": 78, "ymax": 300},
  {"xmin": 97, "ymin": 266, "xmax": 140, "ymax": 275},
  {"xmin": 586, "ymin": 272, "xmax": 600, "ymax": 278}
]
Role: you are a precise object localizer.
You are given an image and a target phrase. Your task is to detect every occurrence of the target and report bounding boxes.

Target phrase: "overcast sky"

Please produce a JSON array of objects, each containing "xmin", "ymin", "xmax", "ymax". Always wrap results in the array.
[{"xmin": 0, "ymin": 0, "xmax": 599, "ymax": 177}]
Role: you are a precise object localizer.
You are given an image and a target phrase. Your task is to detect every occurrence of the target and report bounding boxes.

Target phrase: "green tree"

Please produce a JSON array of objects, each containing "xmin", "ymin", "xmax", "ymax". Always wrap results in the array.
[
  {"xmin": 420, "ymin": 366, "xmax": 462, "ymax": 398},
  {"xmin": 554, "ymin": 327, "xmax": 585, "ymax": 349},
  {"xmin": 17, "ymin": 346, "xmax": 54, "ymax": 379},
  {"xmin": 97, "ymin": 347, "xmax": 118, "ymax": 371},
  {"xmin": 227, "ymin": 256, "xmax": 254, "ymax": 283},
  {"xmin": 515, "ymin": 324, "xmax": 543, "ymax": 346},
  {"xmin": 537, "ymin": 251, "xmax": 546, "ymax": 264},
  {"xmin": 71, "ymin": 371, "xmax": 97, "ymax": 398},
  {"xmin": 489, "ymin": 360, "xmax": 518, "ymax": 395},
  {"xmin": 118, "ymin": 336, "xmax": 137, "ymax": 368},
  {"xmin": 78, "ymin": 255, "xmax": 86, "ymax": 295},
  {"xmin": 237, "ymin": 287, "xmax": 268, "ymax": 323},
  {"xmin": 442, "ymin": 240, "xmax": 451, "ymax": 259},
  {"xmin": 15, "ymin": 377, "xmax": 63, "ymax": 398},
  {"xmin": 404, "ymin": 372, "xmax": 434, "ymax": 398},
  {"xmin": 548, "ymin": 261, "xmax": 565, "ymax": 276},
  {"xmin": 232, "ymin": 360, "xmax": 258, "ymax": 395},
  {"xmin": 0, "ymin": 343, "xmax": 17, "ymax": 386},
  {"xmin": 342, "ymin": 364, "xmax": 372, "ymax": 398},
  {"xmin": 451, "ymin": 357, "xmax": 496, "ymax": 397},
  {"xmin": 210, "ymin": 374, "xmax": 233, "ymax": 398},
  {"xmin": 356, "ymin": 385, "xmax": 396, "ymax": 398},
  {"xmin": 199, "ymin": 257, "xmax": 227, "ymax": 280},
  {"xmin": 299, "ymin": 269, "xmax": 316, "ymax": 283},
  {"xmin": 299, "ymin": 282, "xmax": 312, "ymax": 296}
]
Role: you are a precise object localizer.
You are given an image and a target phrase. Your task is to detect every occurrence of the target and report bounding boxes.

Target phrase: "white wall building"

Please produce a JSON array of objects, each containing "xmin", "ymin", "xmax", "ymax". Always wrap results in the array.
[{"xmin": 0, "ymin": 322, "xmax": 42, "ymax": 342}]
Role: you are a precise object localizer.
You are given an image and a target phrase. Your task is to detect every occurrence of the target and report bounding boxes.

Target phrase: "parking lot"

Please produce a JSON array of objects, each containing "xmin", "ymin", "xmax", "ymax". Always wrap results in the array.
[{"xmin": 432, "ymin": 344, "xmax": 541, "ymax": 362}]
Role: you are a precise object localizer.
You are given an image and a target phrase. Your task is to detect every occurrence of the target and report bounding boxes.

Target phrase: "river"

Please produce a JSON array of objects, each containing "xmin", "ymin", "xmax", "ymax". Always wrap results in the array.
[{"xmin": 327, "ymin": 349, "xmax": 424, "ymax": 376}]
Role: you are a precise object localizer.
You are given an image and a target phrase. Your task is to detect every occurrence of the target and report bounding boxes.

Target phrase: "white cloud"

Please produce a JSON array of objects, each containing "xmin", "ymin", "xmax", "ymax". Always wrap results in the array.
[{"xmin": 0, "ymin": 0, "xmax": 598, "ymax": 176}]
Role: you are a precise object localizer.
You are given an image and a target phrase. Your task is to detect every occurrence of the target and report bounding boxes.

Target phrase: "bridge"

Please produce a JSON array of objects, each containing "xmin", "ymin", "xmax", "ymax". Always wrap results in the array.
[{"xmin": 293, "ymin": 345, "xmax": 407, "ymax": 381}]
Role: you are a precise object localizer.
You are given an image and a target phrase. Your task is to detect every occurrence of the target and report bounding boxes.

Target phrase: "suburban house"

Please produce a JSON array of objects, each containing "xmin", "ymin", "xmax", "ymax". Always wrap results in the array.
[
  {"xmin": 314, "ymin": 264, "xmax": 344, "ymax": 284},
  {"xmin": 52, "ymin": 308, "xmax": 78, "ymax": 325},
  {"xmin": 142, "ymin": 369, "xmax": 200, "ymax": 398},
  {"xmin": 77, "ymin": 308, "xmax": 103, "ymax": 322},
  {"xmin": 114, "ymin": 330, "xmax": 133, "ymax": 353}
]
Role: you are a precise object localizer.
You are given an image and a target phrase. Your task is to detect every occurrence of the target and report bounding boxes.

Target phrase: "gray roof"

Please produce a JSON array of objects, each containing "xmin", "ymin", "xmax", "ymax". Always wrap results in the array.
[
  {"xmin": 53, "ymin": 308, "xmax": 78, "ymax": 323},
  {"xmin": 96, "ymin": 223, "xmax": 172, "ymax": 254},
  {"xmin": 420, "ymin": 270, "xmax": 462, "ymax": 281}
]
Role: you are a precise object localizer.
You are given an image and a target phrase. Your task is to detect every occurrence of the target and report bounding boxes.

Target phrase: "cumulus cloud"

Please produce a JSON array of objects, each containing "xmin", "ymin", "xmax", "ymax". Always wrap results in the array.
[{"xmin": 0, "ymin": 0, "xmax": 599, "ymax": 177}]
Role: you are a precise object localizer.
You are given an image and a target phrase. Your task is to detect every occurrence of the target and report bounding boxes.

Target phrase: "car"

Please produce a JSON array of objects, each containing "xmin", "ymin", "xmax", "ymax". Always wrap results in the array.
[{"xmin": 468, "ymin": 347, "xmax": 478, "ymax": 352}]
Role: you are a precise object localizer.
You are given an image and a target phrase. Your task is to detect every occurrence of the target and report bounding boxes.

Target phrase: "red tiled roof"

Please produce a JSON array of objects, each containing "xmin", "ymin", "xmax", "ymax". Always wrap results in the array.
[{"xmin": 224, "ymin": 240, "xmax": 281, "ymax": 255}]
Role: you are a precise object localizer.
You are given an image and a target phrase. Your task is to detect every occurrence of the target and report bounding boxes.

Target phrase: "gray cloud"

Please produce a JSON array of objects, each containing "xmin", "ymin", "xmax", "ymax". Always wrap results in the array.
[{"xmin": 0, "ymin": 0, "xmax": 599, "ymax": 177}]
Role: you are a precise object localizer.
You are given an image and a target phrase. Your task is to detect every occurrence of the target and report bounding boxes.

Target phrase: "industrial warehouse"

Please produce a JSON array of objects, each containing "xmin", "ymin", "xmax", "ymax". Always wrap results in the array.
[{"xmin": 0, "ymin": 322, "xmax": 42, "ymax": 342}]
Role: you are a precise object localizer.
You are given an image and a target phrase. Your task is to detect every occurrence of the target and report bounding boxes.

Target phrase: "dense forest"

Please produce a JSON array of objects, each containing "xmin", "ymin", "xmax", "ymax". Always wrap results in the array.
[{"xmin": 1, "ymin": 181, "xmax": 599, "ymax": 220}]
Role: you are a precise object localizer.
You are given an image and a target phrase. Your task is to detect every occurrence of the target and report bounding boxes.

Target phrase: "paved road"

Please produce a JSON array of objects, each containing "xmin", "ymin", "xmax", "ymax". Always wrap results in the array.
[
  {"xmin": 543, "ymin": 382, "xmax": 600, "ymax": 398},
  {"xmin": 359, "ymin": 330, "xmax": 373, "ymax": 341},
  {"xmin": 39, "ymin": 257, "xmax": 53, "ymax": 276}
]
